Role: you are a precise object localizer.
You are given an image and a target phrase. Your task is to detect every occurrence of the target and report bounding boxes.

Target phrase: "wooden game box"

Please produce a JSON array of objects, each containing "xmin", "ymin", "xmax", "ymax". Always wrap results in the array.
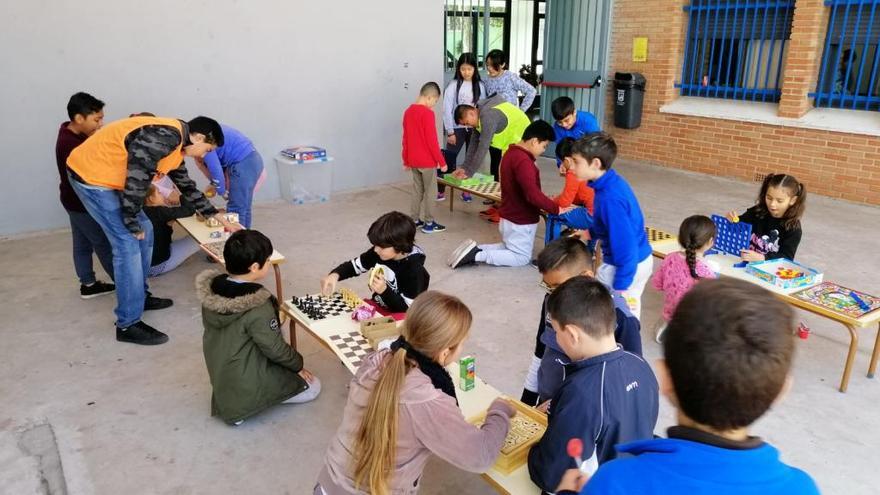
[
  {"xmin": 359, "ymin": 315, "xmax": 398, "ymax": 349},
  {"xmin": 442, "ymin": 172, "xmax": 493, "ymax": 187},
  {"xmin": 469, "ymin": 399, "xmax": 548, "ymax": 475},
  {"xmin": 746, "ymin": 259, "xmax": 823, "ymax": 290}
]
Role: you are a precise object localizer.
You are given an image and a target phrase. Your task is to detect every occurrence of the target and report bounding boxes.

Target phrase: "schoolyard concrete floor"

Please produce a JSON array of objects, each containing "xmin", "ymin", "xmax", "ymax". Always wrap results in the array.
[{"xmin": 1, "ymin": 158, "xmax": 878, "ymax": 495}]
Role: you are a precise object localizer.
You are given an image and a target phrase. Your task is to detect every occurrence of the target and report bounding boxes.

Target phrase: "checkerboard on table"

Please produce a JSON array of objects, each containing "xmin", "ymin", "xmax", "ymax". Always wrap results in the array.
[
  {"xmin": 466, "ymin": 182, "xmax": 502, "ymax": 196},
  {"xmin": 290, "ymin": 293, "xmax": 355, "ymax": 322},
  {"xmin": 327, "ymin": 331, "xmax": 373, "ymax": 373}
]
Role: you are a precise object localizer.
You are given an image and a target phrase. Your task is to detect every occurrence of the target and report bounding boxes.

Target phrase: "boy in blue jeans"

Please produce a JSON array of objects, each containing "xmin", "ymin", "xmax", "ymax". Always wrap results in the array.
[
  {"xmin": 568, "ymin": 133, "xmax": 652, "ymax": 319},
  {"xmin": 195, "ymin": 121, "xmax": 264, "ymax": 228},
  {"xmin": 527, "ymin": 276, "xmax": 658, "ymax": 492},
  {"xmin": 556, "ymin": 279, "xmax": 819, "ymax": 495},
  {"xmin": 520, "ymin": 237, "xmax": 642, "ymax": 407}
]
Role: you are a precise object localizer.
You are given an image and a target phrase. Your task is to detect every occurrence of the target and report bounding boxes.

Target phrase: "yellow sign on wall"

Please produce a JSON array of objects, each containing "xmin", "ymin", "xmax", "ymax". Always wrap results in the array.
[{"xmin": 633, "ymin": 37, "xmax": 648, "ymax": 62}]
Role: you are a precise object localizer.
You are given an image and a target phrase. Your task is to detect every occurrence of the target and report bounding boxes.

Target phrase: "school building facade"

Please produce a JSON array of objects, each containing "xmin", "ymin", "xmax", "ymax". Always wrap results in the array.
[{"xmin": 606, "ymin": 0, "xmax": 880, "ymax": 206}]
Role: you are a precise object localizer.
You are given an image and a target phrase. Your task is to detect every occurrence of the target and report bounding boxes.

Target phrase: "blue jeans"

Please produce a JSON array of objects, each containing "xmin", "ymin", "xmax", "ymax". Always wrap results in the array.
[
  {"xmin": 69, "ymin": 176, "xmax": 153, "ymax": 328},
  {"xmin": 226, "ymin": 151, "xmax": 263, "ymax": 228},
  {"xmin": 67, "ymin": 210, "xmax": 115, "ymax": 285}
]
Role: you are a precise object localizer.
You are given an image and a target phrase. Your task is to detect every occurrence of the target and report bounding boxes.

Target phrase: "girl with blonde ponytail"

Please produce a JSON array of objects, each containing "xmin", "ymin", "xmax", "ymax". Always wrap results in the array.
[{"xmin": 316, "ymin": 291, "xmax": 514, "ymax": 494}]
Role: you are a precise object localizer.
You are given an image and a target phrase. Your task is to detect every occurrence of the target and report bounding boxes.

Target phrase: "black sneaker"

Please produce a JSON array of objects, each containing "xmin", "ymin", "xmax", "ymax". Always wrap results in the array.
[
  {"xmin": 144, "ymin": 294, "xmax": 174, "ymax": 311},
  {"xmin": 80, "ymin": 281, "xmax": 115, "ymax": 299},
  {"xmin": 449, "ymin": 240, "xmax": 481, "ymax": 269},
  {"xmin": 116, "ymin": 321, "xmax": 169, "ymax": 345}
]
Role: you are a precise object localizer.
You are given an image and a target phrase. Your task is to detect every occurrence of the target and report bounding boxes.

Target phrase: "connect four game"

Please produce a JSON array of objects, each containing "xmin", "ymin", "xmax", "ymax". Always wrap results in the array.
[{"xmin": 710, "ymin": 214, "xmax": 752, "ymax": 256}]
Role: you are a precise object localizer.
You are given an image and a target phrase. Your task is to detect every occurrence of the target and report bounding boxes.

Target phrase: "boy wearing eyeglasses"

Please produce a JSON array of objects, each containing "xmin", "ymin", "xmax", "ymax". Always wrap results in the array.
[{"xmin": 520, "ymin": 237, "xmax": 642, "ymax": 407}]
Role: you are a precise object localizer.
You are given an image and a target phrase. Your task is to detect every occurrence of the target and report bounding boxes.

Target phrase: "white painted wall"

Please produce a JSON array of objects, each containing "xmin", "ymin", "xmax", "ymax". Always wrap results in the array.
[{"xmin": 0, "ymin": 0, "xmax": 443, "ymax": 235}]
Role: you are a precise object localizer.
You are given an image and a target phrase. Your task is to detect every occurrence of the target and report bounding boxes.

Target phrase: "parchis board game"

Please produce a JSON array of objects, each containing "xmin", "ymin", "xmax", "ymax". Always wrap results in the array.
[
  {"xmin": 745, "ymin": 258, "xmax": 823, "ymax": 290},
  {"xmin": 470, "ymin": 399, "xmax": 547, "ymax": 475},
  {"xmin": 793, "ymin": 282, "xmax": 880, "ymax": 319}
]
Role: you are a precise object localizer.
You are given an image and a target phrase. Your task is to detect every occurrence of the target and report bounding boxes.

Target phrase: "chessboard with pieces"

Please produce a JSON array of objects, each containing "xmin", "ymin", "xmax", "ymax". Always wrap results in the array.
[
  {"xmin": 645, "ymin": 226, "xmax": 675, "ymax": 244},
  {"xmin": 327, "ymin": 330, "xmax": 373, "ymax": 374},
  {"xmin": 289, "ymin": 288, "xmax": 363, "ymax": 322},
  {"xmin": 470, "ymin": 399, "xmax": 548, "ymax": 475}
]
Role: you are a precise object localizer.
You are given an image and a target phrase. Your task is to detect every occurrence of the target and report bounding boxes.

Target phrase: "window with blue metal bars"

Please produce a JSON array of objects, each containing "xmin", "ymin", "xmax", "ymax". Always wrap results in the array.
[
  {"xmin": 678, "ymin": 0, "xmax": 795, "ymax": 102},
  {"xmin": 812, "ymin": 0, "xmax": 880, "ymax": 110}
]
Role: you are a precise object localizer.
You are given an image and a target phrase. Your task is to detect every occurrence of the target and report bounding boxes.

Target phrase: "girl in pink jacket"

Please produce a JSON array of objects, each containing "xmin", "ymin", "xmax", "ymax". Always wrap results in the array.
[
  {"xmin": 652, "ymin": 215, "xmax": 717, "ymax": 343},
  {"xmin": 316, "ymin": 291, "xmax": 514, "ymax": 495}
]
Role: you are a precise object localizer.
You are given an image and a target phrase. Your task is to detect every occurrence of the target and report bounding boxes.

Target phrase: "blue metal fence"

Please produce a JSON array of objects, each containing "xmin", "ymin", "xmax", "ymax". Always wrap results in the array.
[
  {"xmin": 677, "ymin": 0, "xmax": 795, "ymax": 102},
  {"xmin": 811, "ymin": 0, "xmax": 880, "ymax": 110}
]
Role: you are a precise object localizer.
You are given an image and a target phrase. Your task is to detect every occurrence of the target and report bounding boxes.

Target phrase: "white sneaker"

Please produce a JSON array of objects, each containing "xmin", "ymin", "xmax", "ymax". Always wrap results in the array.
[{"xmin": 448, "ymin": 239, "xmax": 477, "ymax": 267}]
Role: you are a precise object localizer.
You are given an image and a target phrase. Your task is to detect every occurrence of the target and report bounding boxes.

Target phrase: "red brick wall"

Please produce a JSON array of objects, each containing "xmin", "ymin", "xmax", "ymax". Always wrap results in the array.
[{"xmin": 605, "ymin": 0, "xmax": 880, "ymax": 206}]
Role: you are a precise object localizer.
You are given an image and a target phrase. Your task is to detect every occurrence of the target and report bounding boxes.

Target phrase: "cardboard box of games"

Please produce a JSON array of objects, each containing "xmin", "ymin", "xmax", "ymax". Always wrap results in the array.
[
  {"xmin": 280, "ymin": 145, "xmax": 327, "ymax": 162},
  {"xmin": 746, "ymin": 258, "xmax": 823, "ymax": 290}
]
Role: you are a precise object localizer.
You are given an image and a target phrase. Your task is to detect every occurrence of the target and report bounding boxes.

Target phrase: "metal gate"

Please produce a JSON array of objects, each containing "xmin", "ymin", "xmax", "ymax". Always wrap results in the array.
[{"xmin": 540, "ymin": 0, "xmax": 613, "ymax": 124}]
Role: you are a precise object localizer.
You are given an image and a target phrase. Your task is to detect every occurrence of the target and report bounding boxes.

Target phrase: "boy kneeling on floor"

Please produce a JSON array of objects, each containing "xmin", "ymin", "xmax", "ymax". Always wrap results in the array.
[{"xmin": 198, "ymin": 230, "xmax": 320, "ymax": 426}]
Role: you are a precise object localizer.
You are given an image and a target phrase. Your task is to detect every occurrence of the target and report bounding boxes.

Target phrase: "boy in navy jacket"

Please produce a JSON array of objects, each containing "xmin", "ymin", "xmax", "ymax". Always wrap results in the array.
[
  {"xmin": 568, "ymin": 133, "xmax": 652, "ymax": 319},
  {"xmin": 556, "ymin": 279, "xmax": 818, "ymax": 495},
  {"xmin": 527, "ymin": 277, "xmax": 658, "ymax": 492},
  {"xmin": 520, "ymin": 237, "xmax": 642, "ymax": 407}
]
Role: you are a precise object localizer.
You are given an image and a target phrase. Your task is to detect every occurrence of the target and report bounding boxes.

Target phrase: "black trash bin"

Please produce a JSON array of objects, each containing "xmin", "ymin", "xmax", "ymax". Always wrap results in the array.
[{"xmin": 613, "ymin": 72, "xmax": 646, "ymax": 129}]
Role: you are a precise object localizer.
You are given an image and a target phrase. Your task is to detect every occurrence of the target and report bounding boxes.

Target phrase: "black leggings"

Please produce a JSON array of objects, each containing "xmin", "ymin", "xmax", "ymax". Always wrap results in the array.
[{"xmin": 489, "ymin": 146, "xmax": 502, "ymax": 182}]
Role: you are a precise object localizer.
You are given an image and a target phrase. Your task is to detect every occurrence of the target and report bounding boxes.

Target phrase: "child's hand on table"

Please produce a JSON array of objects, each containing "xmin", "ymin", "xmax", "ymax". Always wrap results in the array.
[
  {"xmin": 740, "ymin": 250, "xmax": 765, "ymax": 262},
  {"xmin": 369, "ymin": 271, "xmax": 387, "ymax": 294},
  {"xmin": 298, "ymin": 369, "xmax": 316, "ymax": 383},
  {"xmin": 216, "ymin": 215, "xmax": 242, "ymax": 233},
  {"xmin": 320, "ymin": 273, "xmax": 339, "ymax": 296},
  {"xmin": 556, "ymin": 468, "xmax": 590, "ymax": 493}
]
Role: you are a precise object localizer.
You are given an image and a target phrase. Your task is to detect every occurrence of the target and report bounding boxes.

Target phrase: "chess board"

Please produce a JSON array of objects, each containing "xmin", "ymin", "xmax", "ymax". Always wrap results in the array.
[
  {"xmin": 710, "ymin": 214, "xmax": 752, "ymax": 256},
  {"xmin": 289, "ymin": 289, "xmax": 362, "ymax": 323},
  {"xmin": 465, "ymin": 181, "xmax": 502, "ymax": 197},
  {"xmin": 645, "ymin": 227, "xmax": 675, "ymax": 244},
  {"xmin": 327, "ymin": 331, "xmax": 373, "ymax": 373},
  {"xmin": 202, "ymin": 241, "xmax": 226, "ymax": 261}
]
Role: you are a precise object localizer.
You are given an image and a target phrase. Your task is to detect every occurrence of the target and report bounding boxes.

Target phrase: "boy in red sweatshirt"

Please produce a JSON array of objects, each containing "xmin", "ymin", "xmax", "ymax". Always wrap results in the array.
[
  {"xmin": 402, "ymin": 82, "xmax": 448, "ymax": 234},
  {"xmin": 448, "ymin": 120, "xmax": 558, "ymax": 268}
]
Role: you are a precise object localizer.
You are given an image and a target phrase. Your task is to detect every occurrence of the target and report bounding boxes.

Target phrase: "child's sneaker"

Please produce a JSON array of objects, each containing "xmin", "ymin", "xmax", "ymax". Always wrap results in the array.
[
  {"xmin": 449, "ymin": 239, "xmax": 481, "ymax": 269},
  {"xmin": 486, "ymin": 211, "xmax": 501, "ymax": 223},
  {"xmin": 461, "ymin": 193, "xmax": 473, "ymax": 202},
  {"xmin": 414, "ymin": 219, "xmax": 425, "ymax": 228},
  {"xmin": 436, "ymin": 192, "xmax": 446, "ymax": 202},
  {"xmin": 482, "ymin": 199, "xmax": 495, "ymax": 205},
  {"xmin": 116, "ymin": 321, "xmax": 169, "ymax": 346},
  {"xmin": 479, "ymin": 207, "xmax": 497, "ymax": 217},
  {"xmin": 80, "ymin": 280, "xmax": 115, "ymax": 299},
  {"xmin": 421, "ymin": 222, "xmax": 446, "ymax": 234}
]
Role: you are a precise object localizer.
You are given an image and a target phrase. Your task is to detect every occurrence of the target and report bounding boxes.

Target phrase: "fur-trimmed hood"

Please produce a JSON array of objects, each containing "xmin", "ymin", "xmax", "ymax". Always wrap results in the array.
[{"xmin": 196, "ymin": 269, "xmax": 273, "ymax": 316}]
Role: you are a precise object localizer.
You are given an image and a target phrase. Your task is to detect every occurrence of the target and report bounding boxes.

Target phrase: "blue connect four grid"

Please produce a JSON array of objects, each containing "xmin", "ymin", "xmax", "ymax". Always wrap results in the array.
[{"xmin": 709, "ymin": 214, "xmax": 752, "ymax": 256}]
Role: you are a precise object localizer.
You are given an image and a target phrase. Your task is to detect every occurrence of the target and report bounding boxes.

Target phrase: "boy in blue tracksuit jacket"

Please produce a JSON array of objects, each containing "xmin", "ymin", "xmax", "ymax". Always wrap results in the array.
[
  {"xmin": 520, "ymin": 238, "xmax": 642, "ymax": 407},
  {"xmin": 527, "ymin": 277, "xmax": 658, "ymax": 493},
  {"xmin": 555, "ymin": 279, "xmax": 819, "ymax": 495},
  {"xmin": 569, "ymin": 133, "xmax": 653, "ymax": 319}
]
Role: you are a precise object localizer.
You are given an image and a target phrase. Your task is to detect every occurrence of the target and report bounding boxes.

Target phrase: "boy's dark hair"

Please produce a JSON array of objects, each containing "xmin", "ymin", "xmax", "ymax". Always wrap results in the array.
[
  {"xmin": 547, "ymin": 276, "xmax": 615, "ymax": 338},
  {"xmin": 537, "ymin": 237, "xmax": 590, "ymax": 275},
  {"xmin": 224, "ymin": 229, "xmax": 273, "ymax": 275},
  {"xmin": 678, "ymin": 215, "xmax": 716, "ymax": 279},
  {"xmin": 486, "ymin": 49, "xmax": 507, "ymax": 70},
  {"xmin": 454, "ymin": 104, "xmax": 476, "ymax": 124},
  {"xmin": 664, "ymin": 278, "xmax": 795, "ymax": 430},
  {"xmin": 420, "ymin": 82, "xmax": 441, "ymax": 97},
  {"xmin": 571, "ymin": 132, "xmax": 617, "ymax": 170},
  {"xmin": 187, "ymin": 116, "xmax": 225, "ymax": 147},
  {"xmin": 522, "ymin": 120, "xmax": 555, "ymax": 143},
  {"xmin": 755, "ymin": 173, "xmax": 807, "ymax": 231},
  {"xmin": 555, "ymin": 137, "xmax": 575, "ymax": 162},
  {"xmin": 129, "ymin": 112, "xmax": 156, "ymax": 117},
  {"xmin": 367, "ymin": 211, "xmax": 416, "ymax": 254},
  {"xmin": 67, "ymin": 92, "xmax": 104, "ymax": 120},
  {"xmin": 550, "ymin": 96, "xmax": 576, "ymax": 121}
]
